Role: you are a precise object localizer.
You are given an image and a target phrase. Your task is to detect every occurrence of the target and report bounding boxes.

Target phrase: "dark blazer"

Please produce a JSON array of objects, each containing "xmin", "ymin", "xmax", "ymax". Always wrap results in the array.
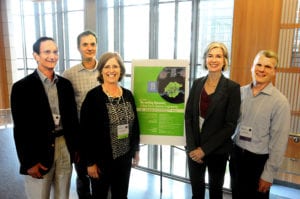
[
  {"xmin": 185, "ymin": 74, "xmax": 241, "ymax": 155},
  {"xmin": 10, "ymin": 70, "xmax": 79, "ymax": 175}
]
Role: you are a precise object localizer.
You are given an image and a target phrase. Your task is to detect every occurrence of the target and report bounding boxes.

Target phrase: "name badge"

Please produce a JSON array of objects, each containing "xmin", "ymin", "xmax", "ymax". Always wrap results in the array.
[
  {"xmin": 117, "ymin": 124, "xmax": 129, "ymax": 139},
  {"xmin": 239, "ymin": 125, "xmax": 253, "ymax": 142},
  {"xmin": 52, "ymin": 114, "xmax": 61, "ymax": 127},
  {"xmin": 199, "ymin": 116, "xmax": 205, "ymax": 133}
]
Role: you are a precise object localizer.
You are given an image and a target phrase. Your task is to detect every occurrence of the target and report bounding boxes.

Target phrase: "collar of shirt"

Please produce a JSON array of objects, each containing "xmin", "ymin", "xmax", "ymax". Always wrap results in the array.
[
  {"xmin": 36, "ymin": 68, "xmax": 58, "ymax": 84},
  {"xmin": 249, "ymin": 82, "xmax": 274, "ymax": 96},
  {"xmin": 78, "ymin": 59, "xmax": 98, "ymax": 72}
]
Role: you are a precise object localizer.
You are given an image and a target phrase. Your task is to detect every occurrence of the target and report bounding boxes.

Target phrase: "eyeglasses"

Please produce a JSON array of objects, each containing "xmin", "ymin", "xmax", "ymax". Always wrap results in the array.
[
  {"xmin": 41, "ymin": 50, "xmax": 59, "ymax": 56},
  {"xmin": 103, "ymin": 65, "xmax": 120, "ymax": 70}
]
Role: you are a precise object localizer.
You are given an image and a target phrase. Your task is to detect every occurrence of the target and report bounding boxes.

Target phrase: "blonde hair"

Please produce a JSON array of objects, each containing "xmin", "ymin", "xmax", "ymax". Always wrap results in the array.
[
  {"xmin": 254, "ymin": 50, "xmax": 279, "ymax": 68},
  {"xmin": 203, "ymin": 42, "xmax": 229, "ymax": 71}
]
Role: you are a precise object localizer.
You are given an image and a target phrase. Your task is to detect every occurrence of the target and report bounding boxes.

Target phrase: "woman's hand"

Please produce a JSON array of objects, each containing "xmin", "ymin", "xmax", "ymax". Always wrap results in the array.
[
  {"xmin": 132, "ymin": 151, "xmax": 140, "ymax": 167},
  {"xmin": 189, "ymin": 147, "xmax": 205, "ymax": 164}
]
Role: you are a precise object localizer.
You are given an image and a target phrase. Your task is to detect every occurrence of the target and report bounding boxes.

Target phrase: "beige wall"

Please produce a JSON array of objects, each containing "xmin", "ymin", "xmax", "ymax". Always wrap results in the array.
[
  {"xmin": 230, "ymin": 0, "xmax": 300, "ymax": 185},
  {"xmin": 0, "ymin": 0, "xmax": 17, "ymax": 110},
  {"xmin": 0, "ymin": 0, "xmax": 10, "ymax": 109},
  {"xmin": 230, "ymin": 0, "xmax": 282, "ymax": 86}
]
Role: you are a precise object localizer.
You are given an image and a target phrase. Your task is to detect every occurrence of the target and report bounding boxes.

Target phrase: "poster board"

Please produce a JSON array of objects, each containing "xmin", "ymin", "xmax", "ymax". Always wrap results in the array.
[{"xmin": 132, "ymin": 59, "xmax": 189, "ymax": 146}]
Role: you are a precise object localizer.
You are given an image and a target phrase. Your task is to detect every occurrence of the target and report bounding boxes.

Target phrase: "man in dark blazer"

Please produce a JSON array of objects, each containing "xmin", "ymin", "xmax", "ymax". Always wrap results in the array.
[{"xmin": 10, "ymin": 37, "xmax": 79, "ymax": 199}]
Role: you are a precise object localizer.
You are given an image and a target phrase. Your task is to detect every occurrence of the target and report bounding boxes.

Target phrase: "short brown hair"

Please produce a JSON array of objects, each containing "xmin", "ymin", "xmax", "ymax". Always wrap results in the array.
[{"xmin": 97, "ymin": 52, "xmax": 126, "ymax": 83}]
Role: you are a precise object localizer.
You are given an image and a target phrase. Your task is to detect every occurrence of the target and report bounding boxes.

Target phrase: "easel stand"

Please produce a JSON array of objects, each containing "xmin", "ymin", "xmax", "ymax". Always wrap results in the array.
[{"xmin": 160, "ymin": 145, "xmax": 163, "ymax": 198}]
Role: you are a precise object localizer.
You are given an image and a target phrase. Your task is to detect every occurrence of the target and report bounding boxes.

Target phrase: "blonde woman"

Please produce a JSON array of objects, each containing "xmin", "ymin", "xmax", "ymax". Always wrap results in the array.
[{"xmin": 185, "ymin": 42, "xmax": 241, "ymax": 199}]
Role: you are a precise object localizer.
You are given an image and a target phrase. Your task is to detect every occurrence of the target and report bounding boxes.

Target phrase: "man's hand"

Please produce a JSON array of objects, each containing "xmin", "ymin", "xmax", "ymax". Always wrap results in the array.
[
  {"xmin": 258, "ymin": 178, "xmax": 272, "ymax": 193},
  {"xmin": 87, "ymin": 164, "xmax": 100, "ymax": 179},
  {"xmin": 27, "ymin": 163, "xmax": 48, "ymax": 179}
]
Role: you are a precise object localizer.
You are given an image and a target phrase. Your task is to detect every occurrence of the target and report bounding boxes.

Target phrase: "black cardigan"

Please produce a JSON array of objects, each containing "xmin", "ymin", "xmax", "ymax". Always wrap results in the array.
[{"xmin": 80, "ymin": 85, "xmax": 140, "ymax": 167}]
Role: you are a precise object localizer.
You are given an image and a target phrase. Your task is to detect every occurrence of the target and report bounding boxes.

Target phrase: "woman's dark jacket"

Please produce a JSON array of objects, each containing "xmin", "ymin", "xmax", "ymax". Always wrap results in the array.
[{"xmin": 185, "ymin": 75, "xmax": 241, "ymax": 155}]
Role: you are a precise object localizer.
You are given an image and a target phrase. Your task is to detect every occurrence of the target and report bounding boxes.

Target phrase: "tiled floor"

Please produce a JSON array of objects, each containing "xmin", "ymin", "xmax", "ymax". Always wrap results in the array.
[{"xmin": 1, "ymin": 109, "xmax": 300, "ymax": 199}]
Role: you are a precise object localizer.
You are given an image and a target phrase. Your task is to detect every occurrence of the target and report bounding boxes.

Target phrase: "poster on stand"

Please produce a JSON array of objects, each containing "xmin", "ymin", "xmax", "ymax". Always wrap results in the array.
[{"xmin": 132, "ymin": 59, "xmax": 189, "ymax": 146}]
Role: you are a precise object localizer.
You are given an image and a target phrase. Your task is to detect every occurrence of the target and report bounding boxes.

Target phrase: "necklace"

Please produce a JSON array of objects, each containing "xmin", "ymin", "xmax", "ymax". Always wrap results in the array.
[{"xmin": 103, "ymin": 85, "xmax": 122, "ymax": 98}]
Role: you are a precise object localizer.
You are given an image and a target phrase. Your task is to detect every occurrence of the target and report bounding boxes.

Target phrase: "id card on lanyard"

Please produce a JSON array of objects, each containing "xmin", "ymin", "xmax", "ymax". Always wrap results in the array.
[
  {"xmin": 52, "ymin": 114, "xmax": 61, "ymax": 127},
  {"xmin": 117, "ymin": 124, "xmax": 129, "ymax": 139}
]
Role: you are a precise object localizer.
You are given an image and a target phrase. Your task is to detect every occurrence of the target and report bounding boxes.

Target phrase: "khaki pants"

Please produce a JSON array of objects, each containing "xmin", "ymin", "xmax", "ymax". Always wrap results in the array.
[{"xmin": 24, "ymin": 136, "xmax": 72, "ymax": 199}]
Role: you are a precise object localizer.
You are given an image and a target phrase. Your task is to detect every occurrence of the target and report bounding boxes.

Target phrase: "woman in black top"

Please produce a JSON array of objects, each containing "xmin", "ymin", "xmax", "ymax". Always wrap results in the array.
[
  {"xmin": 185, "ymin": 42, "xmax": 241, "ymax": 199},
  {"xmin": 80, "ymin": 52, "xmax": 140, "ymax": 199}
]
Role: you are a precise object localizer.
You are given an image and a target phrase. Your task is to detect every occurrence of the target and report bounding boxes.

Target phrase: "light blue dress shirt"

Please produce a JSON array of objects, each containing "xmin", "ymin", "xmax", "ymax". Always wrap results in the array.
[{"xmin": 234, "ymin": 82, "xmax": 291, "ymax": 182}]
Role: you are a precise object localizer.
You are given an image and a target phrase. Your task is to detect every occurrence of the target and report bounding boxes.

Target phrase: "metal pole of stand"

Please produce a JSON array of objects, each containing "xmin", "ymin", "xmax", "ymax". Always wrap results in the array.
[{"xmin": 160, "ymin": 144, "xmax": 163, "ymax": 198}]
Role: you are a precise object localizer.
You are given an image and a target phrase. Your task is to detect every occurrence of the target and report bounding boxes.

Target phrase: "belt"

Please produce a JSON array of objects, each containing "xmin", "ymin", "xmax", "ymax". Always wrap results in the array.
[
  {"xmin": 52, "ymin": 129, "xmax": 64, "ymax": 137},
  {"xmin": 233, "ymin": 144, "xmax": 268, "ymax": 157},
  {"xmin": 234, "ymin": 144, "xmax": 251, "ymax": 154}
]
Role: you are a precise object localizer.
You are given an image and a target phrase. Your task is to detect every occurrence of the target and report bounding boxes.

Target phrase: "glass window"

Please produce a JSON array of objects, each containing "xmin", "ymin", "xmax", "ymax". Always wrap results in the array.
[
  {"xmin": 22, "ymin": 1, "xmax": 35, "ymax": 15},
  {"xmin": 10, "ymin": 0, "xmax": 234, "ymax": 189},
  {"xmin": 123, "ymin": 0, "xmax": 150, "ymax": 6},
  {"xmin": 172, "ymin": 146, "xmax": 187, "ymax": 177},
  {"xmin": 158, "ymin": 3, "xmax": 175, "ymax": 59},
  {"xmin": 44, "ymin": 14, "xmax": 54, "ymax": 36},
  {"xmin": 196, "ymin": 0, "xmax": 234, "ymax": 78},
  {"xmin": 11, "ymin": 0, "xmax": 84, "ymax": 79},
  {"xmin": 67, "ymin": 0, "xmax": 84, "ymax": 10},
  {"xmin": 138, "ymin": 145, "xmax": 149, "ymax": 167},
  {"xmin": 123, "ymin": 5, "xmax": 150, "ymax": 60},
  {"xmin": 107, "ymin": 7, "xmax": 114, "ymax": 52},
  {"xmin": 67, "ymin": 11, "xmax": 84, "ymax": 63},
  {"xmin": 291, "ymin": 1, "xmax": 300, "ymax": 68},
  {"xmin": 176, "ymin": 2, "xmax": 192, "ymax": 59},
  {"xmin": 291, "ymin": 28, "xmax": 300, "ymax": 67}
]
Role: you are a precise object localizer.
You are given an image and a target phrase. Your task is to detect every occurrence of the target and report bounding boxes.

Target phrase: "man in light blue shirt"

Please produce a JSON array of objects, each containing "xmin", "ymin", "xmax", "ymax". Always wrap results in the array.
[
  {"xmin": 63, "ymin": 30, "xmax": 99, "ymax": 199},
  {"xmin": 230, "ymin": 50, "xmax": 291, "ymax": 199}
]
